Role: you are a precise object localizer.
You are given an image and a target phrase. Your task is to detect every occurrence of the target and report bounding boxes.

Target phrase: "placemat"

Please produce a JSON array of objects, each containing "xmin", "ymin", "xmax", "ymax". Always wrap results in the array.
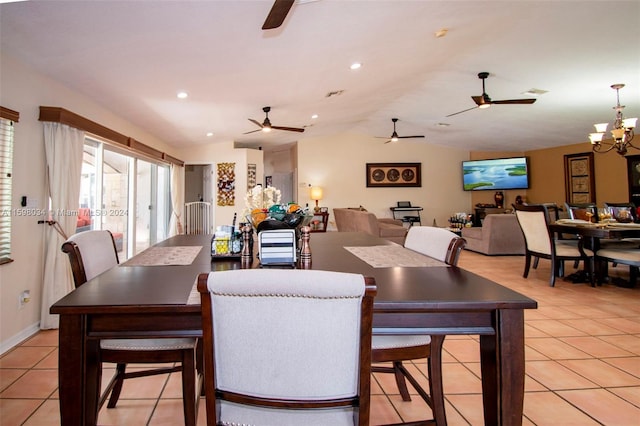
[
  {"xmin": 344, "ymin": 245, "xmax": 446, "ymax": 268},
  {"xmin": 123, "ymin": 246, "xmax": 203, "ymax": 266}
]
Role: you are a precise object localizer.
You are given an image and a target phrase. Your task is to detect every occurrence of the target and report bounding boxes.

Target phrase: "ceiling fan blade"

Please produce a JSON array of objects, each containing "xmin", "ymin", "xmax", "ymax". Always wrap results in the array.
[
  {"xmin": 446, "ymin": 106, "xmax": 478, "ymax": 117},
  {"xmin": 398, "ymin": 135, "xmax": 425, "ymax": 139},
  {"xmin": 248, "ymin": 118, "xmax": 264, "ymax": 128},
  {"xmin": 491, "ymin": 99, "xmax": 536, "ymax": 105},
  {"xmin": 383, "ymin": 139, "xmax": 393, "ymax": 144},
  {"xmin": 243, "ymin": 129, "xmax": 262, "ymax": 135},
  {"xmin": 271, "ymin": 125, "xmax": 305, "ymax": 133},
  {"xmin": 262, "ymin": 0, "xmax": 295, "ymax": 30}
]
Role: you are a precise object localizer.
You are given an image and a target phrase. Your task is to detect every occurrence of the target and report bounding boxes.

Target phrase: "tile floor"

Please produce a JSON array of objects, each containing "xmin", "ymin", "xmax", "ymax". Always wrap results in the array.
[{"xmin": 1, "ymin": 250, "xmax": 639, "ymax": 425}]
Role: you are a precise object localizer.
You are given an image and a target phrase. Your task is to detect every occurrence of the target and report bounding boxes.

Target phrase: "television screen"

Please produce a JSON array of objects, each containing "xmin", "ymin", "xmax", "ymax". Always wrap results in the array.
[{"xmin": 462, "ymin": 157, "xmax": 529, "ymax": 191}]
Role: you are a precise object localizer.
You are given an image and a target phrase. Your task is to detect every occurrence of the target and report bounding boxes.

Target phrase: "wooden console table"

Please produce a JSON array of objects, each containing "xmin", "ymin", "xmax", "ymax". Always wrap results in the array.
[{"xmin": 310, "ymin": 211, "xmax": 329, "ymax": 232}]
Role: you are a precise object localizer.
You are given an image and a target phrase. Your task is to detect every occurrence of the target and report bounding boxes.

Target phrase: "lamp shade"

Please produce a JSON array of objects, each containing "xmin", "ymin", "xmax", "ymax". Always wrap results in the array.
[{"xmin": 310, "ymin": 186, "xmax": 323, "ymax": 201}]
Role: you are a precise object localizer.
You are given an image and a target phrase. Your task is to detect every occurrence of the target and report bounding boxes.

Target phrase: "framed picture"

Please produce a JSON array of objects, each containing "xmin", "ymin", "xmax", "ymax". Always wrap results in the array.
[
  {"xmin": 265, "ymin": 175, "xmax": 272, "ymax": 187},
  {"xmin": 247, "ymin": 164, "xmax": 256, "ymax": 191},
  {"xmin": 564, "ymin": 152, "xmax": 595, "ymax": 203},
  {"xmin": 366, "ymin": 163, "xmax": 421, "ymax": 187}
]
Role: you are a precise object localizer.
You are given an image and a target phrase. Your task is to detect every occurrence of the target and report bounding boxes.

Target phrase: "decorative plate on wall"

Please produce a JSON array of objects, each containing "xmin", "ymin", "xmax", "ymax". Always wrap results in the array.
[{"xmin": 366, "ymin": 163, "xmax": 421, "ymax": 187}]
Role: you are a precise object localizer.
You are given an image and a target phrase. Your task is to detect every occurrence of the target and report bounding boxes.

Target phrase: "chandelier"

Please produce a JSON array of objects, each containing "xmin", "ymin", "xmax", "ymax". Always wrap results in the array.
[{"xmin": 588, "ymin": 84, "xmax": 637, "ymax": 156}]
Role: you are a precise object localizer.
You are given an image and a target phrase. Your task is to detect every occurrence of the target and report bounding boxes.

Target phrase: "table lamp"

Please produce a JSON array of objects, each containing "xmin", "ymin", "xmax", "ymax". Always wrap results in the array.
[{"xmin": 310, "ymin": 186, "xmax": 323, "ymax": 213}]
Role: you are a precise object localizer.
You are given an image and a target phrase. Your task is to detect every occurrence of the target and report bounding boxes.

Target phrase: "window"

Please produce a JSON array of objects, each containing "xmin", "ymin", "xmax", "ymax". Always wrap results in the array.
[
  {"xmin": 0, "ymin": 107, "xmax": 19, "ymax": 265},
  {"xmin": 79, "ymin": 137, "xmax": 170, "ymax": 260}
]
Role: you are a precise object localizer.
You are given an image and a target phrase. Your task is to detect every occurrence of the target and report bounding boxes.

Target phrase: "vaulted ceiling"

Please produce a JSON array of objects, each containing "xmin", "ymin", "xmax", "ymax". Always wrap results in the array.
[{"xmin": 1, "ymin": 0, "xmax": 638, "ymax": 153}]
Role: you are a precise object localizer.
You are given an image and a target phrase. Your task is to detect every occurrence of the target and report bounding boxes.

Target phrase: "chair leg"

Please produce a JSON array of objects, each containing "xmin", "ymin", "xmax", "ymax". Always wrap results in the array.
[
  {"xmin": 427, "ymin": 335, "xmax": 447, "ymax": 426},
  {"xmin": 549, "ymin": 258, "xmax": 556, "ymax": 287},
  {"xmin": 392, "ymin": 361, "xmax": 412, "ymax": 401},
  {"xmin": 523, "ymin": 254, "xmax": 532, "ymax": 278},
  {"xmin": 532, "ymin": 256, "xmax": 539, "ymax": 269},
  {"xmin": 106, "ymin": 363, "xmax": 127, "ymax": 408},
  {"xmin": 181, "ymin": 349, "xmax": 197, "ymax": 426}
]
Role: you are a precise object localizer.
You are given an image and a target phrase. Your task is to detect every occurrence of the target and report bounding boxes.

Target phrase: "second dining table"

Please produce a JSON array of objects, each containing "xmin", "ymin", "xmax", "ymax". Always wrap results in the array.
[
  {"xmin": 549, "ymin": 221, "xmax": 640, "ymax": 284},
  {"xmin": 51, "ymin": 231, "xmax": 537, "ymax": 426}
]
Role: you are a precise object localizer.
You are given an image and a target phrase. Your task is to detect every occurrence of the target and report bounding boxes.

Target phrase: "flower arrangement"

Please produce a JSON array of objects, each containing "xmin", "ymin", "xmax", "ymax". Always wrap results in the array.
[
  {"xmin": 242, "ymin": 185, "xmax": 311, "ymax": 230},
  {"xmin": 242, "ymin": 184, "xmax": 282, "ymax": 218}
]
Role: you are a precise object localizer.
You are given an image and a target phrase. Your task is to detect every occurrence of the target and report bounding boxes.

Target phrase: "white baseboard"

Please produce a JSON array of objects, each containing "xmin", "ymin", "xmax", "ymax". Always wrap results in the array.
[{"xmin": 0, "ymin": 322, "xmax": 41, "ymax": 355}]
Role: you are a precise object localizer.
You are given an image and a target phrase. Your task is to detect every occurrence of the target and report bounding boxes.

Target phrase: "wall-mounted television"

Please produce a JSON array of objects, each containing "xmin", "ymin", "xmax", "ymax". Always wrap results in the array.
[{"xmin": 462, "ymin": 157, "xmax": 530, "ymax": 191}]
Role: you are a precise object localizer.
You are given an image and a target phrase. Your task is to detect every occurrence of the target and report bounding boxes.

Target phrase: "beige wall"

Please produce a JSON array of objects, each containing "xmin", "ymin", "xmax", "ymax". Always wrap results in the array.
[
  {"xmin": 297, "ymin": 133, "xmax": 471, "ymax": 230},
  {"xmin": 179, "ymin": 143, "xmax": 264, "ymax": 228},
  {"xmin": 0, "ymin": 54, "xmax": 178, "ymax": 352},
  {"xmin": 526, "ymin": 142, "xmax": 629, "ymax": 207}
]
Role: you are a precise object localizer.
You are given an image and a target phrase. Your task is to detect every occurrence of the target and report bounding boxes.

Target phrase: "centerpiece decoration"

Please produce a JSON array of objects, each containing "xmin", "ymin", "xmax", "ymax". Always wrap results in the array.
[{"xmin": 242, "ymin": 185, "xmax": 312, "ymax": 232}]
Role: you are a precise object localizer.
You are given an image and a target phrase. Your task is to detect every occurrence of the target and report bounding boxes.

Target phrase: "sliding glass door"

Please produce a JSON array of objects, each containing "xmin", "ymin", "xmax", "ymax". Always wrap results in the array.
[{"xmin": 79, "ymin": 138, "xmax": 170, "ymax": 260}]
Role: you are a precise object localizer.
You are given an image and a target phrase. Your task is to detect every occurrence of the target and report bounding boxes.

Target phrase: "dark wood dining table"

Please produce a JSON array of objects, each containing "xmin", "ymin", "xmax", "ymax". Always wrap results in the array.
[
  {"xmin": 549, "ymin": 222, "xmax": 640, "ymax": 284},
  {"xmin": 51, "ymin": 231, "xmax": 537, "ymax": 426}
]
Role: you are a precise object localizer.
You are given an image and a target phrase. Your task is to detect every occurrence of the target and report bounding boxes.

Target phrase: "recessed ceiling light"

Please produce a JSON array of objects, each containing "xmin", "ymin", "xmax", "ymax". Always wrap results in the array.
[
  {"xmin": 177, "ymin": 91, "xmax": 188, "ymax": 99},
  {"xmin": 436, "ymin": 122, "xmax": 450, "ymax": 127},
  {"xmin": 206, "ymin": 132, "xmax": 213, "ymax": 137},
  {"xmin": 350, "ymin": 62, "xmax": 362, "ymax": 70},
  {"xmin": 311, "ymin": 114, "xmax": 318, "ymax": 119}
]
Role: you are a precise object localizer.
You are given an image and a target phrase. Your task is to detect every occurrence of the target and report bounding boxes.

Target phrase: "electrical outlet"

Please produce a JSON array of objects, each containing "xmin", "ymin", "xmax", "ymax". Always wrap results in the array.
[{"xmin": 18, "ymin": 290, "xmax": 30, "ymax": 309}]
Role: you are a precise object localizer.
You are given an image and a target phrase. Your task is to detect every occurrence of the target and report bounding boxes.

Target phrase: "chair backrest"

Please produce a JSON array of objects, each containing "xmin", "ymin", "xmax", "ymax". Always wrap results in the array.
[
  {"xmin": 184, "ymin": 201, "xmax": 211, "ymax": 235},
  {"xmin": 513, "ymin": 204, "xmax": 553, "ymax": 255},
  {"xmin": 61, "ymin": 230, "xmax": 119, "ymax": 287},
  {"xmin": 565, "ymin": 202, "xmax": 598, "ymax": 222},
  {"xmin": 604, "ymin": 202, "xmax": 637, "ymax": 223},
  {"xmin": 197, "ymin": 269, "xmax": 376, "ymax": 426},
  {"xmin": 404, "ymin": 226, "xmax": 466, "ymax": 265}
]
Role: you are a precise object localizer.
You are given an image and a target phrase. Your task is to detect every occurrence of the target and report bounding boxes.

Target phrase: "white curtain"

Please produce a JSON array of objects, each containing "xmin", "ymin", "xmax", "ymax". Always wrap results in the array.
[
  {"xmin": 169, "ymin": 163, "xmax": 185, "ymax": 236},
  {"xmin": 40, "ymin": 123, "xmax": 84, "ymax": 329}
]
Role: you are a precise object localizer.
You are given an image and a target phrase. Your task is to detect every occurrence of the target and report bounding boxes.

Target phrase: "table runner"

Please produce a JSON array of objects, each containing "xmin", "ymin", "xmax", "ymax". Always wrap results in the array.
[
  {"xmin": 123, "ymin": 246, "xmax": 203, "ymax": 266},
  {"xmin": 344, "ymin": 245, "xmax": 445, "ymax": 268}
]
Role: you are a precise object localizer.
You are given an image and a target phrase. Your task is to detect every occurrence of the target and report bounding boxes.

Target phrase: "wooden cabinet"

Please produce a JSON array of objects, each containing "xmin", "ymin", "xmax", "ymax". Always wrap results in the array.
[{"xmin": 310, "ymin": 212, "xmax": 329, "ymax": 232}]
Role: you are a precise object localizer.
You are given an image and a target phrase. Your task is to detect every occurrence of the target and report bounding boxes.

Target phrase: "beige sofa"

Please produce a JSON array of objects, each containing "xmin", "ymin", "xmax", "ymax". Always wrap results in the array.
[
  {"xmin": 461, "ymin": 213, "xmax": 525, "ymax": 255},
  {"xmin": 333, "ymin": 208, "xmax": 407, "ymax": 245}
]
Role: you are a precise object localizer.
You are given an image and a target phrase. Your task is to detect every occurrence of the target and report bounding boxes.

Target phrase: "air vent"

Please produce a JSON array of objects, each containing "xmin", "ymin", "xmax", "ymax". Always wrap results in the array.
[{"xmin": 522, "ymin": 88, "xmax": 548, "ymax": 96}]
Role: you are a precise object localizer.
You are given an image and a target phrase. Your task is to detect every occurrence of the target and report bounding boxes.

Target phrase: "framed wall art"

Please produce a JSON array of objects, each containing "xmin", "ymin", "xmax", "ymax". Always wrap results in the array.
[
  {"xmin": 564, "ymin": 152, "xmax": 595, "ymax": 203},
  {"xmin": 366, "ymin": 163, "xmax": 421, "ymax": 187},
  {"xmin": 247, "ymin": 163, "xmax": 256, "ymax": 191}
]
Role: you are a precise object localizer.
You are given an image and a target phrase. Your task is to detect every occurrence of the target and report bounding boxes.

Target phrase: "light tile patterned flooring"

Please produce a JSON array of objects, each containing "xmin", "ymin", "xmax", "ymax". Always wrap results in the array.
[{"xmin": 1, "ymin": 250, "xmax": 640, "ymax": 425}]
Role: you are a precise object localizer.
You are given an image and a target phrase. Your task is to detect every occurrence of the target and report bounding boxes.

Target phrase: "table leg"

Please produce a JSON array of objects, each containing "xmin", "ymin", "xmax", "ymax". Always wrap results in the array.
[
  {"xmin": 58, "ymin": 315, "xmax": 100, "ymax": 426},
  {"xmin": 479, "ymin": 309, "xmax": 525, "ymax": 426}
]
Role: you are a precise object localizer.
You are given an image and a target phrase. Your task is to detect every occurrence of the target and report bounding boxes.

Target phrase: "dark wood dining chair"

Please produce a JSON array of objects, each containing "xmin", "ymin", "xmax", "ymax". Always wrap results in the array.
[
  {"xmin": 565, "ymin": 202, "xmax": 598, "ymax": 222},
  {"xmin": 61, "ymin": 230, "xmax": 200, "ymax": 425},
  {"xmin": 514, "ymin": 204, "xmax": 595, "ymax": 286},
  {"xmin": 197, "ymin": 269, "xmax": 376, "ymax": 426},
  {"xmin": 370, "ymin": 226, "xmax": 465, "ymax": 426}
]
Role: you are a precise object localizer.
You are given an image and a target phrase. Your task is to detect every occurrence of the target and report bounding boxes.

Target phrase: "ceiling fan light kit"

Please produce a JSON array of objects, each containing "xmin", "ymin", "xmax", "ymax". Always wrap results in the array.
[
  {"xmin": 377, "ymin": 118, "xmax": 425, "ymax": 144},
  {"xmin": 589, "ymin": 84, "xmax": 637, "ymax": 156},
  {"xmin": 245, "ymin": 106, "xmax": 305, "ymax": 135}
]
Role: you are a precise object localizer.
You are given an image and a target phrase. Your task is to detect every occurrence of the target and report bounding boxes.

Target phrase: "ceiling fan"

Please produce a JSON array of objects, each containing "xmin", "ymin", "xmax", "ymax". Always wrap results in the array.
[
  {"xmin": 244, "ymin": 106, "xmax": 305, "ymax": 134},
  {"xmin": 446, "ymin": 72, "xmax": 536, "ymax": 117},
  {"xmin": 377, "ymin": 118, "xmax": 425, "ymax": 144},
  {"xmin": 262, "ymin": 0, "xmax": 295, "ymax": 30}
]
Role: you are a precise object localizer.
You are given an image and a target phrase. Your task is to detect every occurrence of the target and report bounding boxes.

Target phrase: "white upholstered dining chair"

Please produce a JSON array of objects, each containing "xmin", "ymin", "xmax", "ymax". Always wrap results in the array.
[
  {"xmin": 197, "ymin": 269, "xmax": 376, "ymax": 426},
  {"xmin": 371, "ymin": 226, "xmax": 465, "ymax": 425},
  {"xmin": 61, "ymin": 230, "xmax": 200, "ymax": 425},
  {"xmin": 514, "ymin": 204, "xmax": 595, "ymax": 286}
]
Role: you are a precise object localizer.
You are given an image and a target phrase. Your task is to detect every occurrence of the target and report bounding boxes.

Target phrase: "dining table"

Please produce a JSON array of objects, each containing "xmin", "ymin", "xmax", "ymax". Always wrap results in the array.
[
  {"xmin": 549, "ymin": 220, "xmax": 640, "ymax": 284},
  {"xmin": 50, "ymin": 231, "xmax": 537, "ymax": 426}
]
